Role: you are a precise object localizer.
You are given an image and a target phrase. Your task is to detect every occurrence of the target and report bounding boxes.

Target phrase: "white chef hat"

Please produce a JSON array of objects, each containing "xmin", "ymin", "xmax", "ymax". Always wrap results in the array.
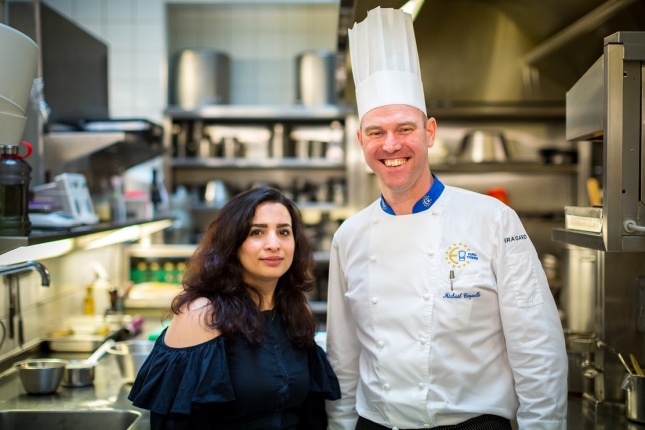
[{"xmin": 348, "ymin": 7, "xmax": 426, "ymax": 122}]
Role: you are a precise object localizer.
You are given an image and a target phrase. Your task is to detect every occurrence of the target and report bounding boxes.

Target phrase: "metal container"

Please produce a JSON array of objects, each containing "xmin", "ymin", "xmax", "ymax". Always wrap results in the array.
[
  {"xmin": 622, "ymin": 373, "xmax": 645, "ymax": 423},
  {"xmin": 61, "ymin": 339, "xmax": 115, "ymax": 387},
  {"xmin": 14, "ymin": 359, "xmax": 68, "ymax": 394},
  {"xmin": 107, "ymin": 340, "xmax": 154, "ymax": 383},
  {"xmin": 561, "ymin": 245, "xmax": 597, "ymax": 334},
  {"xmin": 457, "ymin": 129, "xmax": 510, "ymax": 163},
  {"xmin": 172, "ymin": 49, "xmax": 230, "ymax": 110},
  {"xmin": 295, "ymin": 50, "xmax": 336, "ymax": 106}
]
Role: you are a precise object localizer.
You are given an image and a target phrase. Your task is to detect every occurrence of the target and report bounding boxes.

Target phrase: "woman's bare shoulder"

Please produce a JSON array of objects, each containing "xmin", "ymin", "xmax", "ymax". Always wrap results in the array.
[{"xmin": 164, "ymin": 297, "xmax": 221, "ymax": 348}]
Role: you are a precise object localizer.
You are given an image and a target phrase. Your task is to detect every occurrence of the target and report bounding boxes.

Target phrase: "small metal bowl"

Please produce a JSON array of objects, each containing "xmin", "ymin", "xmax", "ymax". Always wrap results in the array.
[{"xmin": 14, "ymin": 358, "xmax": 69, "ymax": 394}]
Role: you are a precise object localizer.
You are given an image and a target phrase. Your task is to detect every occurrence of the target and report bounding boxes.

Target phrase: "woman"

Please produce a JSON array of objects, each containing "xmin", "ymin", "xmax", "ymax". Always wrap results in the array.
[{"xmin": 129, "ymin": 186, "xmax": 340, "ymax": 429}]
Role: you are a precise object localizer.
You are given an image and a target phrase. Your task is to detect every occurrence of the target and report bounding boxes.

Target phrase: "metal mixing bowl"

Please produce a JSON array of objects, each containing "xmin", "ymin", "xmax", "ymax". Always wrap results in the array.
[{"xmin": 14, "ymin": 358, "xmax": 68, "ymax": 394}]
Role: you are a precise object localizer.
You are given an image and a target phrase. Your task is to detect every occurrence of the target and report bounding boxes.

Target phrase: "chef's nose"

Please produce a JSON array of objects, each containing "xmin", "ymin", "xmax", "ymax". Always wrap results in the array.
[{"xmin": 382, "ymin": 132, "xmax": 401, "ymax": 153}]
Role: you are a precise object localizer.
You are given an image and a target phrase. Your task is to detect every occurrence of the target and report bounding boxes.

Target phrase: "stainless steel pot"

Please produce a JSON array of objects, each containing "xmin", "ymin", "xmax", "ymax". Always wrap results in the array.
[
  {"xmin": 622, "ymin": 373, "xmax": 645, "ymax": 422},
  {"xmin": 62, "ymin": 339, "xmax": 115, "ymax": 387},
  {"xmin": 107, "ymin": 340, "xmax": 155, "ymax": 384},
  {"xmin": 172, "ymin": 49, "xmax": 230, "ymax": 110},
  {"xmin": 295, "ymin": 50, "xmax": 336, "ymax": 106}
]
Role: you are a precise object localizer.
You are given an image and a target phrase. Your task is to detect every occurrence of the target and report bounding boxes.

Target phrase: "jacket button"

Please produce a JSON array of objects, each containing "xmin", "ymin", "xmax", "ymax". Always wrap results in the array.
[
  {"xmin": 377, "ymin": 340, "xmax": 384, "ymax": 348},
  {"xmin": 423, "ymin": 294, "xmax": 430, "ymax": 301},
  {"xmin": 383, "ymin": 383, "xmax": 390, "ymax": 390},
  {"xmin": 371, "ymin": 296, "xmax": 378, "ymax": 304},
  {"xmin": 370, "ymin": 256, "xmax": 377, "ymax": 262}
]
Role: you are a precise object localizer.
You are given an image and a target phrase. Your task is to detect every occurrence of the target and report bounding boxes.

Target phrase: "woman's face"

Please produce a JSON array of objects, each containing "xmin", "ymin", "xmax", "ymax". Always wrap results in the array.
[{"xmin": 238, "ymin": 202, "xmax": 295, "ymax": 291}]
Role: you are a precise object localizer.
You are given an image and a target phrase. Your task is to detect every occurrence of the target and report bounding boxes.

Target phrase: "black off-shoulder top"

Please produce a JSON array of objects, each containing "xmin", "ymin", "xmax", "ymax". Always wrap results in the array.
[{"xmin": 128, "ymin": 311, "xmax": 340, "ymax": 430}]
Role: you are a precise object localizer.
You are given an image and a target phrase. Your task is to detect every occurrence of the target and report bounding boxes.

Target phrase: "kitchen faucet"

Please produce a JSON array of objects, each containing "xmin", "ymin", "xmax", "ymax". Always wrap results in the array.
[
  {"xmin": 0, "ymin": 261, "xmax": 50, "ymax": 347},
  {"xmin": 0, "ymin": 260, "xmax": 50, "ymax": 286}
]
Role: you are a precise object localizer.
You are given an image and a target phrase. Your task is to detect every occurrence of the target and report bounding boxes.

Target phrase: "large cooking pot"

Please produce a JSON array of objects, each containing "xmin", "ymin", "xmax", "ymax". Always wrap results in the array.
[
  {"xmin": 172, "ymin": 49, "xmax": 230, "ymax": 110},
  {"xmin": 295, "ymin": 50, "xmax": 336, "ymax": 106}
]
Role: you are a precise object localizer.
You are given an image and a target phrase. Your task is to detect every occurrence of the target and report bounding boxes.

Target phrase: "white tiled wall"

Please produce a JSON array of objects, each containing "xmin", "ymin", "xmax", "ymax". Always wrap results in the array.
[{"xmin": 41, "ymin": 0, "xmax": 339, "ymax": 123}]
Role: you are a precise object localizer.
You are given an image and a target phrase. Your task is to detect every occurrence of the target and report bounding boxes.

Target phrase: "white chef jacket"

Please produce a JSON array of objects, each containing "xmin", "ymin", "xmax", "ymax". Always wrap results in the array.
[{"xmin": 325, "ymin": 184, "xmax": 567, "ymax": 430}]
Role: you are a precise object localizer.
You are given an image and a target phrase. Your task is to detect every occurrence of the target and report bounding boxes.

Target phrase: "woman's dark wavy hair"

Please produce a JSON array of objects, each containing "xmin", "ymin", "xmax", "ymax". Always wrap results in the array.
[{"xmin": 171, "ymin": 186, "xmax": 318, "ymax": 348}]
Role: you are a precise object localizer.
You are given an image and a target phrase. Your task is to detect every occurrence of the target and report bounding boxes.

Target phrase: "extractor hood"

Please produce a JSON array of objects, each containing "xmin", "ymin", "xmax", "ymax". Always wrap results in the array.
[{"xmin": 336, "ymin": 0, "xmax": 645, "ymax": 118}]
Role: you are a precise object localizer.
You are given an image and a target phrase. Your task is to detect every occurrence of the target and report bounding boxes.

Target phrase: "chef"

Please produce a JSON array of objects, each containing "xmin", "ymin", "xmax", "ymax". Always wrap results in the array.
[{"xmin": 325, "ymin": 7, "xmax": 568, "ymax": 430}]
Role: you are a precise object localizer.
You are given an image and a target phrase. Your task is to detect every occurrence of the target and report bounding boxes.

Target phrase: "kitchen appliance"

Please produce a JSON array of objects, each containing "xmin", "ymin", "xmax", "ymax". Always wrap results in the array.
[
  {"xmin": 172, "ymin": 49, "xmax": 230, "ymax": 110},
  {"xmin": 295, "ymin": 50, "xmax": 337, "ymax": 107},
  {"xmin": 30, "ymin": 173, "xmax": 99, "ymax": 227},
  {"xmin": 553, "ymin": 32, "xmax": 645, "ymax": 416}
]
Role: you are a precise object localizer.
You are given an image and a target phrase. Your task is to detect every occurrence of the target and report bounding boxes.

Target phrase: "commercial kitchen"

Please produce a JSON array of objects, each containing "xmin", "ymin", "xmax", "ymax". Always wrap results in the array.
[{"xmin": 0, "ymin": 0, "xmax": 644, "ymax": 428}]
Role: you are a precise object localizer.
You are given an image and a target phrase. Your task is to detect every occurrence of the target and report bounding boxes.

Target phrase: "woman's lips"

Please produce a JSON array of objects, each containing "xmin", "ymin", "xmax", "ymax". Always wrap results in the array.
[{"xmin": 261, "ymin": 257, "xmax": 283, "ymax": 267}]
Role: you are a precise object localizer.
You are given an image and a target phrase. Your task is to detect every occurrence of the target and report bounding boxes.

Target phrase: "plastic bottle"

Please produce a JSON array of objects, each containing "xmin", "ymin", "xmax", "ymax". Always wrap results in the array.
[
  {"xmin": 0, "ymin": 142, "xmax": 32, "ymax": 236},
  {"xmin": 83, "ymin": 283, "xmax": 95, "ymax": 315}
]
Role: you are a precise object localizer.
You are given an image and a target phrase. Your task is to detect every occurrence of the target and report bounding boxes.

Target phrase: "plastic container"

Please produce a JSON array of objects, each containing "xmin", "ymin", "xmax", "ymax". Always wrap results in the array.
[{"xmin": 0, "ymin": 142, "xmax": 32, "ymax": 236}]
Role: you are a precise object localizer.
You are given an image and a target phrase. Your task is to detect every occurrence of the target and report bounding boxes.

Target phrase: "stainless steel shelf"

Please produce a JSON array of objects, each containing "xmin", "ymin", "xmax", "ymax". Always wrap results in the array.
[
  {"xmin": 165, "ymin": 104, "xmax": 355, "ymax": 121},
  {"xmin": 171, "ymin": 157, "xmax": 345, "ymax": 170},
  {"xmin": 552, "ymin": 228, "xmax": 605, "ymax": 251},
  {"xmin": 431, "ymin": 162, "xmax": 578, "ymax": 174}
]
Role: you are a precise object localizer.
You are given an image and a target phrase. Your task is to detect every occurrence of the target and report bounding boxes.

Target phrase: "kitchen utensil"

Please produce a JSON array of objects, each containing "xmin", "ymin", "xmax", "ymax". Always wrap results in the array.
[
  {"xmin": 14, "ymin": 358, "xmax": 68, "ymax": 394},
  {"xmin": 457, "ymin": 129, "xmax": 509, "ymax": 163},
  {"xmin": 619, "ymin": 353, "xmax": 634, "ymax": 376},
  {"xmin": 107, "ymin": 339, "xmax": 155, "ymax": 383},
  {"xmin": 631, "ymin": 354, "xmax": 645, "ymax": 377},
  {"xmin": 61, "ymin": 339, "xmax": 115, "ymax": 387},
  {"xmin": 172, "ymin": 49, "xmax": 230, "ymax": 110}
]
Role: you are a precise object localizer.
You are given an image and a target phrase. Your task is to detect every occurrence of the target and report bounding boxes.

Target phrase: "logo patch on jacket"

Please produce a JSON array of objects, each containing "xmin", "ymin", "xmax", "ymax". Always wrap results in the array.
[{"xmin": 445, "ymin": 242, "xmax": 479, "ymax": 269}]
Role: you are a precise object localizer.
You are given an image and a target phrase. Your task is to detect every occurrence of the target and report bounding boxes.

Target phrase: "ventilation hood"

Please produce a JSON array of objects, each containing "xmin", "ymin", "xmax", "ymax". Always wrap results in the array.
[{"xmin": 336, "ymin": 0, "xmax": 645, "ymax": 118}]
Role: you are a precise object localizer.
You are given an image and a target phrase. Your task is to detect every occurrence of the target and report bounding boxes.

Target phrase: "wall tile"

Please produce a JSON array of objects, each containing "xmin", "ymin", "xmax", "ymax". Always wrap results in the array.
[{"xmin": 74, "ymin": 0, "xmax": 102, "ymax": 21}]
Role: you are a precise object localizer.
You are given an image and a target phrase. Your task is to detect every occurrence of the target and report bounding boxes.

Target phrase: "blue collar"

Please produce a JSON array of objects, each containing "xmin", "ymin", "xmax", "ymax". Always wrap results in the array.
[{"xmin": 380, "ymin": 175, "xmax": 445, "ymax": 215}]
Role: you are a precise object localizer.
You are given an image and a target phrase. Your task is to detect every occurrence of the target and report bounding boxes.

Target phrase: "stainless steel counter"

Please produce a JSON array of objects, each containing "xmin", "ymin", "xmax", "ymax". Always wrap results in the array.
[
  {"xmin": 0, "ymin": 351, "xmax": 149, "ymax": 429},
  {"xmin": 1, "ymin": 336, "xmax": 643, "ymax": 430}
]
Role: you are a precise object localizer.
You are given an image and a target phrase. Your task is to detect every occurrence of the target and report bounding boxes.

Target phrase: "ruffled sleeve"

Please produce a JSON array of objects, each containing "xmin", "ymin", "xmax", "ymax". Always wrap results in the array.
[
  {"xmin": 308, "ymin": 344, "xmax": 341, "ymax": 400},
  {"xmin": 128, "ymin": 328, "xmax": 235, "ymax": 415},
  {"xmin": 297, "ymin": 344, "xmax": 341, "ymax": 430}
]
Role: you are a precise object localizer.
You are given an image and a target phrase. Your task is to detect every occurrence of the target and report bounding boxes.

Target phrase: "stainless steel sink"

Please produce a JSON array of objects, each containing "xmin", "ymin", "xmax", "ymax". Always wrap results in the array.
[{"xmin": 0, "ymin": 409, "xmax": 141, "ymax": 430}]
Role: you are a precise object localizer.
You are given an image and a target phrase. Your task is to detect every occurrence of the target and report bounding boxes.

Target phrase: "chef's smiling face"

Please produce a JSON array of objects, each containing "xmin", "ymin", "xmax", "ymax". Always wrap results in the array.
[
  {"xmin": 238, "ymin": 202, "xmax": 295, "ymax": 291},
  {"xmin": 358, "ymin": 104, "xmax": 436, "ymax": 198}
]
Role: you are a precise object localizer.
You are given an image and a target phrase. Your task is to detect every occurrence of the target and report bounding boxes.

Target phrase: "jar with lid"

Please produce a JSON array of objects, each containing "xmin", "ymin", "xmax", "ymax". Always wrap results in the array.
[{"xmin": 0, "ymin": 142, "xmax": 32, "ymax": 236}]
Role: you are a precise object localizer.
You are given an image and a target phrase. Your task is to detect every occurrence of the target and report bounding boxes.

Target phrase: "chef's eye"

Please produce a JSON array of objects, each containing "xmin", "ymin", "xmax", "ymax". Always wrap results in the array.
[{"xmin": 367, "ymin": 130, "xmax": 383, "ymax": 138}]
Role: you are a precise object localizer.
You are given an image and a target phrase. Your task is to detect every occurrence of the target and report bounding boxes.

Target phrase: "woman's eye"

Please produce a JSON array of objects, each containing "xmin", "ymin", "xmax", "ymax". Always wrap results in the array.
[
  {"xmin": 249, "ymin": 229, "xmax": 262, "ymax": 236},
  {"xmin": 280, "ymin": 229, "xmax": 292, "ymax": 236}
]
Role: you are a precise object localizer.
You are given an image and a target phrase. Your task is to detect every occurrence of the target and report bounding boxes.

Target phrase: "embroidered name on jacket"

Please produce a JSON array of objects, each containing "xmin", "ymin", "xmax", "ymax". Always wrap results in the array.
[
  {"xmin": 504, "ymin": 234, "xmax": 528, "ymax": 243},
  {"xmin": 443, "ymin": 292, "xmax": 481, "ymax": 299}
]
